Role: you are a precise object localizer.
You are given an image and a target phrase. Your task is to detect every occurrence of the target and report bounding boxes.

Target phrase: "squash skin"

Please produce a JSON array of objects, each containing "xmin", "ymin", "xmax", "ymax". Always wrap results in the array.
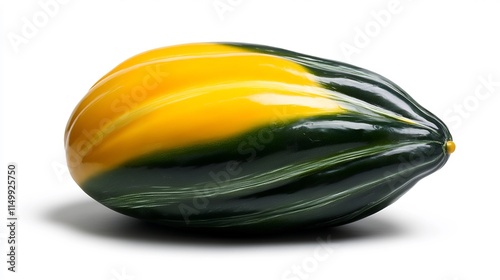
[{"xmin": 65, "ymin": 42, "xmax": 453, "ymax": 231}]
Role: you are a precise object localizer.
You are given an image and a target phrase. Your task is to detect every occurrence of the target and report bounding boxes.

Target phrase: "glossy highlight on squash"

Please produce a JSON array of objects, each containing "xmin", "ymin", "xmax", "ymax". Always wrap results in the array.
[{"xmin": 65, "ymin": 42, "xmax": 454, "ymax": 231}]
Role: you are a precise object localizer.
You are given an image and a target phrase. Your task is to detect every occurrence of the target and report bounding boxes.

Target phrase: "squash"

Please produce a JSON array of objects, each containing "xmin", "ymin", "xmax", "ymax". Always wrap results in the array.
[{"xmin": 65, "ymin": 42, "xmax": 454, "ymax": 231}]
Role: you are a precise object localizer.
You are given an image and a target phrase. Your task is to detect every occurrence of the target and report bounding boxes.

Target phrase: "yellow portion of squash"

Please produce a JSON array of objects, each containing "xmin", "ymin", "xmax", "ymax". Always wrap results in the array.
[{"xmin": 65, "ymin": 43, "xmax": 344, "ymax": 184}]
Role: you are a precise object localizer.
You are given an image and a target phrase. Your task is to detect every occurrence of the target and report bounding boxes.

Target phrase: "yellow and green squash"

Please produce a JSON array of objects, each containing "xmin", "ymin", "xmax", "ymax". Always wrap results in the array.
[{"xmin": 65, "ymin": 42, "xmax": 454, "ymax": 231}]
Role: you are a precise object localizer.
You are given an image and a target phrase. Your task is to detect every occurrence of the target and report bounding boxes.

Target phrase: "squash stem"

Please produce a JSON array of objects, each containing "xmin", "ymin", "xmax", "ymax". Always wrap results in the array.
[{"xmin": 446, "ymin": 141, "xmax": 456, "ymax": 154}]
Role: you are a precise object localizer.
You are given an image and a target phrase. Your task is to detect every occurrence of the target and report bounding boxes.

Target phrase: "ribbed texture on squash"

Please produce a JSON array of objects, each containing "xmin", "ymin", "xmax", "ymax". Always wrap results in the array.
[{"xmin": 65, "ymin": 42, "xmax": 453, "ymax": 231}]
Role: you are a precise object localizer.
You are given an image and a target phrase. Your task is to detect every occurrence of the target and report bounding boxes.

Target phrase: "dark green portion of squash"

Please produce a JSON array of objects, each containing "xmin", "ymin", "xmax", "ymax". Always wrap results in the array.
[{"xmin": 82, "ymin": 119, "xmax": 449, "ymax": 230}]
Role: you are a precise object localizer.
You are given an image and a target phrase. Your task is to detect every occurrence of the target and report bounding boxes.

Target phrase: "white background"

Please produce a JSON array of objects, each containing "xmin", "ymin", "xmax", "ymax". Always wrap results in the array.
[{"xmin": 1, "ymin": 0, "xmax": 500, "ymax": 279}]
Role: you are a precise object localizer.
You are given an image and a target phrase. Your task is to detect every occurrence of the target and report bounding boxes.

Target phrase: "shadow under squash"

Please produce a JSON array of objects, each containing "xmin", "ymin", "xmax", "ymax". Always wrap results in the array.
[{"xmin": 45, "ymin": 199, "xmax": 409, "ymax": 247}]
